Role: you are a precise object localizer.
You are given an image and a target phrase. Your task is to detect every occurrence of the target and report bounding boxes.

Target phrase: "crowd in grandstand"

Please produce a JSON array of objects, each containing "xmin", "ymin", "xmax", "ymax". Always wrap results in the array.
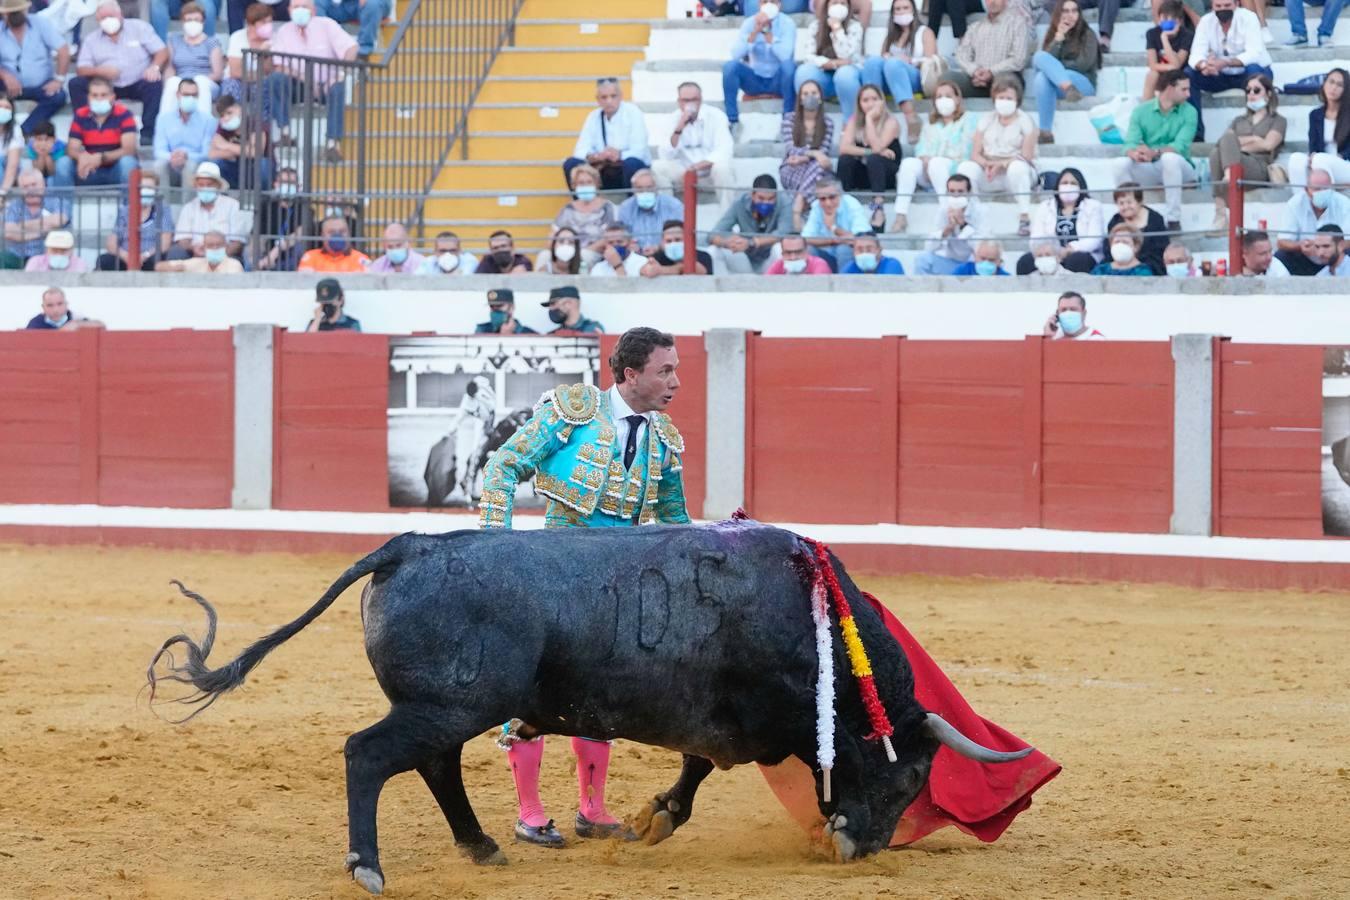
[{"xmin": 1, "ymin": 0, "xmax": 1348, "ymax": 275}]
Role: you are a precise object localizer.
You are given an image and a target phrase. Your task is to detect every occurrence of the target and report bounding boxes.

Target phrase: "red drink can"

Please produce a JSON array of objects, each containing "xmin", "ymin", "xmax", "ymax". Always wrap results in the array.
[
  {"xmin": 1216, "ymin": 259, "xmax": 1228, "ymax": 276},
  {"xmin": 1259, "ymin": 218, "xmax": 1268, "ymax": 230}
]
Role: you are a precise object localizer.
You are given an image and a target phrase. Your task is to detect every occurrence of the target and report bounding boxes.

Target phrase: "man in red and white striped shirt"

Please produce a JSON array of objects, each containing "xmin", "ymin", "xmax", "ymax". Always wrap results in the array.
[{"xmin": 1043, "ymin": 291, "xmax": 1106, "ymax": 341}]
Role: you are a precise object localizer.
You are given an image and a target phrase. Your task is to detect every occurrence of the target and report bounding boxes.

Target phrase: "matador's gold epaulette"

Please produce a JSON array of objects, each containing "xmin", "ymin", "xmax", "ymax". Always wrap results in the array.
[
  {"xmin": 653, "ymin": 411, "xmax": 684, "ymax": 453},
  {"xmin": 541, "ymin": 383, "xmax": 600, "ymax": 426}
]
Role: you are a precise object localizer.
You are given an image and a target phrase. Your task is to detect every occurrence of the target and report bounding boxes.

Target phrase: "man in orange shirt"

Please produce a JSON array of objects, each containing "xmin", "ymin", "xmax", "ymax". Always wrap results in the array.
[{"xmin": 297, "ymin": 214, "xmax": 370, "ymax": 273}]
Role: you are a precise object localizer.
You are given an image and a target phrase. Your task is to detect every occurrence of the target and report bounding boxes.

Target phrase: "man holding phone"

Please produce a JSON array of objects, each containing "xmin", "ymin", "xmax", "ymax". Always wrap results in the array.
[
  {"xmin": 1042, "ymin": 290, "xmax": 1105, "ymax": 341},
  {"xmin": 306, "ymin": 278, "xmax": 362, "ymax": 332}
]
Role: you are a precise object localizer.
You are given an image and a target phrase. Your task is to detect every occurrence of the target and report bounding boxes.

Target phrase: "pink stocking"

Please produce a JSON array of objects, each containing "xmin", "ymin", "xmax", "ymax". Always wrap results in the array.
[
  {"xmin": 572, "ymin": 737, "xmax": 619, "ymax": 825},
  {"xmin": 508, "ymin": 736, "xmax": 550, "ymax": 826}
]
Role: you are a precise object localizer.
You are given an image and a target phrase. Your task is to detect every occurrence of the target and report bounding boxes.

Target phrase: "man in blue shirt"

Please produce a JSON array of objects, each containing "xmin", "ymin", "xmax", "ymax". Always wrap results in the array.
[
  {"xmin": 616, "ymin": 168, "xmax": 685, "ymax": 255},
  {"xmin": 801, "ymin": 178, "xmax": 869, "ymax": 272},
  {"xmin": 951, "ymin": 241, "xmax": 1012, "ymax": 276},
  {"xmin": 841, "ymin": 232, "xmax": 905, "ymax": 274},
  {"xmin": 721, "ymin": 2, "xmax": 796, "ymax": 128},
  {"xmin": 154, "ymin": 79, "xmax": 217, "ymax": 190},
  {"xmin": 562, "ymin": 77, "xmax": 650, "ymax": 193},
  {"xmin": 0, "ymin": 1, "xmax": 71, "ymax": 136}
]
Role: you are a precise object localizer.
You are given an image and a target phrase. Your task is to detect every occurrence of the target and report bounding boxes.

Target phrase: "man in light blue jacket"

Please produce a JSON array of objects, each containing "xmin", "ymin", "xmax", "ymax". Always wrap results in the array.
[{"xmin": 721, "ymin": 2, "xmax": 796, "ymax": 127}]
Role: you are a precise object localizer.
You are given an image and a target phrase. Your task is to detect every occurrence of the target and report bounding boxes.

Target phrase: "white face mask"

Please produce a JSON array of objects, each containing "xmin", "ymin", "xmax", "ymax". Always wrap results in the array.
[
  {"xmin": 828, "ymin": 3, "xmax": 850, "ymax": 20},
  {"xmin": 934, "ymin": 96, "xmax": 957, "ymax": 118},
  {"xmin": 436, "ymin": 252, "xmax": 460, "ymax": 272},
  {"xmin": 946, "ymin": 195, "xmax": 969, "ymax": 210},
  {"xmin": 760, "ymin": 2, "xmax": 780, "ymax": 16},
  {"xmin": 1034, "ymin": 254, "xmax": 1059, "ymax": 274},
  {"xmin": 894, "ymin": 12, "xmax": 915, "ymax": 25},
  {"xmin": 1166, "ymin": 262, "xmax": 1190, "ymax": 278},
  {"xmin": 1110, "ymin": 241, "xmax": 1135, "ymax": 263},
  {"xmin": 552, "ymin": 242, "xmax": 577, "ymax": 262},
  {"xmin": 1058, "ymin": 187, "xmax": 1081, "ymax": 205},
  {"xmin": 182, "ymin": 20, "xmax": 204, "ymax": 37},
  {"xmin": 994, "ymin": 97, "xmax": 1018, "ymax": 117},
  {"xmin": 99, "ymin": 15, "xmax": 122, "ymax": 34}
]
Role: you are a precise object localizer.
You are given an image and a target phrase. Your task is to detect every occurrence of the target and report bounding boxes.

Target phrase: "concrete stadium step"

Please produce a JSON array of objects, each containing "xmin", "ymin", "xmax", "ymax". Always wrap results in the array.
[
  {"xmin": 456, "ymin": 131, "xmax": 577, "ymax": 159},
  {"xmin": 511, "ymin": 21, "xmax": 653, "ymax": 46},
  {"xmin": 492, "ymin": 47, "xmax": 647, "ymax": 77},
  {"xmin": 521, "ymin": 0, "xmax": 666, "ymax": 16},
  {"xmin": 466, "ymin": 102, "xmax": 598, "ymax": 131},
  {"xmin": 436, "ymin": 162, "xmax": 565, "ymax": 192},
  {"xmin": 475, "ymin": 76, "xmax": 632, "ymax": 103},
  {"xmin": 423, "ymin": 194, "xmax": 568, "ymax": 219}
]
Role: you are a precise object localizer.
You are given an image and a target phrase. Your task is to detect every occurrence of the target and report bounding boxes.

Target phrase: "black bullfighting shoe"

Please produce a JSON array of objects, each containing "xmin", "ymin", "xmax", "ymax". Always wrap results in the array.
[
  {"xmin": 514, "ymin": 819, "xmax": 566, "ymax": 847},
  {"xmin": 574, "ymin": 812, "xmax": 638, "ymax": 841}
]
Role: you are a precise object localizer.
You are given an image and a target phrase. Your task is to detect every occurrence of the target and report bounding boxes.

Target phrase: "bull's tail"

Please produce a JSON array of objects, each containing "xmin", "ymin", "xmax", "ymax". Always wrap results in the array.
[{"xmin": 145, "ymin": 535, "xmax": 408, "ymax": 722}]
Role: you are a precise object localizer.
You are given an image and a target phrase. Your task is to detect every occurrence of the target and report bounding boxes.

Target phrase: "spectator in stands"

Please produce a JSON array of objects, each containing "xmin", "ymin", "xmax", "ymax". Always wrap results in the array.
[
  {"xmin": 861, "ymin": 0, "xmax": 937, "ymax": 140},
  {"xmin": 152, "ymin": 0, "xmax": 221, "ymax": 42},
  {"xmin": 1110, "ymin": 69, "xmax": 1197, "ymax": 231},
  {"xmin": 1091, "ymin": 224, "xmax": 1154, "ymax": 275},
  {"xmin": 297, "ymin": 212, "xmax": 369, "ymax": 272},
  {"xmin": 53, "ymin": 76, "xmax": 141, "ymax": 187},
  {"xmin": 368, "ymin": 222, "xmax": 424, "ymax": 274},
  {"xmin": 475, "ymin": 288, "xmax": 537, "ymax": 335},
  {"xmin": 642, "ymin": 220, "xmax": 713, "ymax": 277},
  {"xmin": 3, "ymin": 168, "xmax": 68, "ymax": 269},
  {"xmin": 210, "ymin": 95, "xmax": 269, "ymax": 188},
  {"xmin": 25, "ymin": 287, "xmax": 102, "ymax": 330},
  {"xmin": 653, "ymin": 82, "xmax": 733, "ymax": 199},
  {"xmin": 709, "ymin": 173, "xmax": 790, "ymax": 274},
  {"xmin": 164, "ymin": 1, "xmax": 223, "ymax": 96},
  {"xmin": 1289, "ymin": 68, "xmax": 1350, "ymax": 189},
  {"xmin": 418, "ymin": 230, "xmax": 477, "ymax": 276},
  {"xmin": 154, "ymin": 77, "xmax": 215, "ymax": 190},
  {"xmin": 269, "ymin": 0, "xmax": 357, "ymax": 163},
  {"xmin": 1185, "ymin": 0, "xmax": 1271, "ymax": 141},
  {"xmin": 97, "ymin": 168, "xmax": 174, "ymax": 270},
  {"xmin": 1209, "ymin": 72, "xmax": 1285, "ymax": 231},
  {"xmin": 802, "ymin": 176, "xmax": 868, "ymax": 272},
  {"xmin": 70, "ymin": 2, "xmax": 168, "ymax": 146},
  {"xmin": 554, "ymin": 164, "xmax": 618, "ymax": 257},
  {"xmin": 892, "ymin": 79, "xmax": 975, "ymax": 232},
  {"xmin": 958, "ymin": 74, "xmax": 1038, "ymax": 236},
  {"xmin": 780, "ymin": 80, "xmax": 834, "ymax": 224},
  {"xmin": 169, "ymin": 161, "xmax": 248, "ymax": 260},
  {"xmin": 535, "ymin": 226, "xmax": 582, "ymax": 275},
  {"xmin": 563, "ymin": 77, "xmax": 650, "ymax": 194},
  {"xmin": 1285, "ymin": 0, "xmax": 1343, "ymax": 46},
  {"xmin": 1241, "ymin": 229, "xmax": 1289, "ymax": 276},
  {"xmin": 836, "ymin": 85, "xmax": 901, "ymax": 231},
  {"xmin": 914, "ymin": 173, "xmax": 984, "ymax": 275},
  {"xmin": 1143, "ymin": 0, "xmax": 1194, "ymax": 101},
  {"xmin": 474, "ymin": 229, "xmax": 532, "ymax": 275},
  {"xmin": 222, "ymin": 3, "xmax": 275, "ymax": 105},
  {"xmin": 951, "ymin": 239, "xmax": 1009, "ymax": 275},
  {"xmin": 722, "ymin": 2, "xmax": 797, "ymax": 130},
  {"xmin": 1028, "ymin": 239, "xmax": 1069, "ymax": 274},
  {"xmin": 24, "ymin": 228, "xmax": 86, "ymax": 271},
  {"xmin": 0, "ymin": 0, "xmax": 70, "ymax": 137},
  {"xmin": 543, "ymin": 285, "xmax": 604, "ymax": 334},
  {"xmin": 1276, "ymin": 168, "xmax": 1350, "ymax": 274},
  {"xmin": 1312, "ymin": 224, "xmax": 1349, "ymax": 277},
  {"xmin": 1076, "ymin": 0, "xmax": 1124, "ymax": 53},
  {"xmin": 0, "ymin": 94, "xmax": 17, "ymax": 192},
  {"xmin": 306, "ymin": 277, "xmax": 361, "ymax": 331},
  {"xmin": 1043, "ymin": 290, "xmax": 1104, "ymax": 340},
  {"xmin": 1031, "ymin": 0, "xmax": 1099, "ymax": 143},
  {"xmin": 316, "ymin": 0, "xmax": 388, "ymax": 58},
  {"xmin": 1017, "ymin": 167, "xmax": 1103, "ymax": 274},
  {"xmin": 1163, "ymin": 240, "xmax": 1196, "ymax": 277},
  {"xmin": 841, "ymin": 231, "xmax": 903, "ymax": 273},
  {"xmin": 618, "ymin": 168, "xmax": 684, "ymax": 255},
  {"xmin": 156, "ymin": 228, "xmax": 243, "ymax": 272},
  {"xmin": 24, "ymin": 121, "xmax": 64, "ymax": 179},
  {"xmin": 948, "ymin": 0, "xmax": 1031, "ymax": 99},
  {"xmin": 255, "ymin": 166, "xmax": 309, "ymax": 271},
  {"xmin": 1108, "ymin": 182, "xmax": 1169, "ymax": 274},
  {"xmin": 589, "ymin": 223, "xmax": 647, "ymax": 277},
  {"xmin": 765, "ymin": 232, "xmax": 832, "ymax": 274},
  {"xmin": 794, "ymin": 1, "xmax": 865, "ymax": 122}
]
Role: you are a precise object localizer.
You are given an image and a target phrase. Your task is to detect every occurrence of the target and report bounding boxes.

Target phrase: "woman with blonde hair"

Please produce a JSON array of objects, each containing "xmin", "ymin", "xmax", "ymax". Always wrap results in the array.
[
  {"xmin": 957, "ymin": 74, "xmax": 1038, "ymax": 236},
  {"xmin": 553, "ymin": 164, "xmax": 618, "ymax": 263},
  {"xmin": 837, "ymin": 85, "xmax": 902, "ymax": 230}
]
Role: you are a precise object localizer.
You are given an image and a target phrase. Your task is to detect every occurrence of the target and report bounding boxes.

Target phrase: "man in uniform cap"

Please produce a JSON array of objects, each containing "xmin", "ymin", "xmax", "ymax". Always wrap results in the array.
[
  {"xmin": 305, "ymin": 277, "xmax": 362, "ymax": 331},
  {"xmin": 542, "ymin": 285, "xmax": 604, "ymax": 334},
  {"xmin": 474, "ymin": 288, "xmax": 537, "ymax": 335}
]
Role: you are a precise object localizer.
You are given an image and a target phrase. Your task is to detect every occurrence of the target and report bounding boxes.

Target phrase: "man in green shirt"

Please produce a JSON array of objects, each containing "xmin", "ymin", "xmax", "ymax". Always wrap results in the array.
[{"xmin": 1109, "ymin": 69, "xmax": 1198, "ymax": 231}]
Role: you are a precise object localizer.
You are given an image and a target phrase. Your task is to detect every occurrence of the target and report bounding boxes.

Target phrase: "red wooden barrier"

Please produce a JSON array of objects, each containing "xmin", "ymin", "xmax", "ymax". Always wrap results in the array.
[{"xmin": 1216, "ymin": 343, "xmax": 1323, "ymax": 538}]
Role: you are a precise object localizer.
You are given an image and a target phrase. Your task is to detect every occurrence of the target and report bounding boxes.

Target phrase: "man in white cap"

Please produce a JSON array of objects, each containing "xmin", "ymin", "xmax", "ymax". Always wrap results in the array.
[
  {"xmin": 169, "ymin": 161, "xmax": 249, "ymax": 261},
  {"xmin": 23, "ymin": 229, "xmax": 89, "ymax": 272}
]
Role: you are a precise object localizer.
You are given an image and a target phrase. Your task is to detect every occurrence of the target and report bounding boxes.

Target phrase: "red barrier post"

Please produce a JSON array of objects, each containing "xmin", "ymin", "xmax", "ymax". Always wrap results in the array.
[
  {"xmin": 681, "ymin": 168, "xmax": 697, "ymax": 274},
  {"xmin": 1226, "ymin": 162, "xmax": 1243, "ymax": 277},
  {"xmin": 127, "ymin": 166, "xmax": 142, "ymax": 267}
]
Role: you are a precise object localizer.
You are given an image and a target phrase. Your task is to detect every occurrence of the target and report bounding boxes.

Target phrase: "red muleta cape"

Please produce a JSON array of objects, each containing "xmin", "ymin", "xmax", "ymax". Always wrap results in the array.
[{"xmin": 759, "ymin": 592, "xmax": 1061, "ymax": 846}]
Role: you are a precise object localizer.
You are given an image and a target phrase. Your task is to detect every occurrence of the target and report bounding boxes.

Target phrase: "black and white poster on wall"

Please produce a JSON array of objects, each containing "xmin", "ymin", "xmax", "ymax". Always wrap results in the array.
[
  {"xmin": 387, "ymin": 335, "xmax": 602, "ymax": 508},
  {"xmin": 1323, "ymin": 346, "xmax": 1350, "ymax": 536}
]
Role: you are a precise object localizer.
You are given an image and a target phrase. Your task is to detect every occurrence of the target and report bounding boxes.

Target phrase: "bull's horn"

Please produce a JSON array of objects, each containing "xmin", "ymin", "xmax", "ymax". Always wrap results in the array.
[{"xmin": 924, "ymin": 713, "xmax": 1036, "ymax": 764}]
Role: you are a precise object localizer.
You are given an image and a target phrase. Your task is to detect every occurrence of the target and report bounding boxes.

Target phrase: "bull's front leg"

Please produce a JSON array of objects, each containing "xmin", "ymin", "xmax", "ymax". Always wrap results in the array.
[
  {"xmin": 632, "ymin": 754, "xmax": 715, "ymax": 845},
  {"xmin": 815, "ymin": 733, "xmax": 873, "ymax": 863}
]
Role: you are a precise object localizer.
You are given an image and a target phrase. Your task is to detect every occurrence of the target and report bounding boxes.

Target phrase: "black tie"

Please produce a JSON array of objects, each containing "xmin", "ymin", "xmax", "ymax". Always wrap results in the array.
[{"xmin": 622, "ymin": 415, "xmax": 645, "ymax": 469}]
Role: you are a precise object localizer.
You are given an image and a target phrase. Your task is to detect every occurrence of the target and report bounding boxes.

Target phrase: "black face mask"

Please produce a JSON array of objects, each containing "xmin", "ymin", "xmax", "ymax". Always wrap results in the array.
[
  {"xmin": 1215, "ymin": 8, "xmax": 1234, "ymax": 23},
  {"xmin": 548, "ymin": 308, "xmax": 567, "ymax": 324},
  {"xmin": 7, "ymin": 12, "xmax": 26, "ymax": 28},
  {"xmin": 492, "ymin": 250, "xmax": 513, "ymax": 268}
]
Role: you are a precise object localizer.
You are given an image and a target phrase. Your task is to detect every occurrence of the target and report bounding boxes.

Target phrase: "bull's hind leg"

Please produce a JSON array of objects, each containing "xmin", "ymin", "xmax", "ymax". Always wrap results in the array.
[
  {"xmin": 417, "ymin": 744, "xmax": 507, "ymax": 866},
  {"xmin": 344, "ymin": 703, "xmax": 483, "ymax": 895},
  {"xmin": 632, "ymin": 754, "xmax": 715, "ymax": 846}
]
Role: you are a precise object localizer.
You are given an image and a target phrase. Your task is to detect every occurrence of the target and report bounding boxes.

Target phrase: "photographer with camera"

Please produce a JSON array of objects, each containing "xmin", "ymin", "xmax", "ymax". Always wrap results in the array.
[
  {"xmin": 305, "ymin": 278, "xmax": 362, "ymax": 332},
  {"xmin": 1042, "ymin": 290, "xmax": 1104, "ymax": 341}
]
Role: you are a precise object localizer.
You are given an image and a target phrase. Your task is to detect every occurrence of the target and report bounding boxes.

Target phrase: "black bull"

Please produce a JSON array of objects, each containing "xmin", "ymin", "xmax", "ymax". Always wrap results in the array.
[{"xmin": 148, "ymin": 521, "xmax": 1031, "ymax": 895}]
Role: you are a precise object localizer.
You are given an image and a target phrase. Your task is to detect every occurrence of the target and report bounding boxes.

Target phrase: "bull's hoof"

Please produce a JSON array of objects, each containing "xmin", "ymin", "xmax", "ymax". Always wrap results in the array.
[
  {"xmin": 632, "ymin": 796, "xmax": 678, "ymax": 845},
  {"xmin": 642, "ymin": 809, "xmax": 675, "ymax": 845},
  {"xmin": 344, "ymin": 852, "xmax": 385, "ymax": 895},
  {"xmin": 823, "ymin": 814, "xmax": 859, "ymax": 863},
  {"xmin": 458, "ymin": 838, "xmax": 508, "ymax": 866},
  {"xmin": 575, "ymin": 812, "xmax": 638, "ymax": 841}
]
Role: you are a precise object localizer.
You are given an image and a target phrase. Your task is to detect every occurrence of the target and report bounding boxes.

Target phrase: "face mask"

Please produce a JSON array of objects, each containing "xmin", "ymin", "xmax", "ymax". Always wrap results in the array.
[
  {"xmin": 437, "ymin": 252, "xmax": 460, "ymax": 272},
  {"xmin": 275, "ymin": 183, "xmax": 296, "ymax": 196},
  {"xmin": 1166, "ymin": 262, "xmax": 1190, "ymax": 278},
  {"xmin": 99, "ymin": 16, "xmax": 121, "ymax": 34},
  {"xmin": 179, "ymin": 96, "xmax": 199, "ymax": 114},
  {"xmin": 974, "ymin": 260, "xmax": 998, "ymax": 276},
  {"xmin": 553, "ymin": 242, "xmax": 576, "ymax": 262},
  {"xmin": 1057, "ymin": 310, "xmax": 1083, "ymax": 333},
  {"xmin": 222, "ymin": 116, "xmax": 242, "ymax": 131},
  {"xmin": 854, "ymin": 252, "xmax": 878, "ymax": 272},
  {"xmin": 205, "ymin": 247, "xmax": 227, "ymax": 266},
  {"xmin": 664, "ymin": 241, "xmax": 685, "ymax": 262},
  {"xmin": 0, "ymin": 107, "xmax": 12, "ymax": 125},
  {"xmin": 613, "ymin": 245, "xmax": 630, "ymax": 260},
  {"xmin": 828, "ymin": 3, "xmax": 849, "ymax": 20},
  {"xmin": 1034, "ymin": 255, "xmax": 1059, "ymax": 275},
  {"xmin": 489, "ymin": 309, "xmax": 509, "ymax": 327},
  {"xmin": 635, "ymin": 192, "xmax": 657, "ymax": 211},
  {"xmin": 783, "ymin": 257, "xmax": 807, "ymax": 274},
  {"xmin": 548, "ymin": 307, "xmax": 568, "ymax": 324},
  {"xmin": 574, "ymin": 184, "xmax": 597, "ymax": 202},
  {"xmin": 140, "ymin": 186, "xmax": 156, "ymax": 201},
  {"xmin": 1110, "ymin": 241, "xmax": 1135, "ymax": 263},
  {"xmin": 934, "ymin": 96, "xmax": 957, "ymax": 117},
  {"xmin": 761, "ymin": 2, "xmax": 780, "ymax": 16},
  {"xmin": 328, "ymin": 235, "xmax": 349, "ymax": 253},
  {"xmin": 183, "ymin": 20, "xmax": 204, "ymax": 37},
  {"xmin": 894, "ymin": 12, "xmax": 915, "ymax": 25},
  {"xmin": 44, "ymin": 313, "xmax": 70, "ymax": 327},
  {"xmin": 1159, "ymin": 18, "xmax": 1177, "ymax": 32},
  {"xmin": 256, "ymin": 21, "xmax": 273, "ymax": 38},
  {"xmin": 388, "ymin": 247, "xmax": 408, "ymax": 265},
  {"xmin": 681, "ymin": 102, "xmax": 699, "ymax": 120},
  {"xmin": 1247, "ymin": 98, "xmax": 1267, "ymax": 112},
  {"xmin": 1057, "ymin": 187, "xmax": 1080, "ymax": 205},
  {"xmin": 197, "ymin": 188, "xmax": 218, "ymax": 204},
  {"xmin": 801, "ymin": 95, "xmax": 822, "ymax": 112},
  {"xmin": 947, "ymin": 195, "xmax": 968, "ymax": 210},
  {"xmin": 48, "ymin": 253, "xmax": 70, "ymax": 270},
  {"xmin": 492, "ymin": 250, "xmax": 514, "ymax": 267},
  {"xmin": 1311, "ymin": 189, "xmax": 1334, "ymax": 209},
  {"xmin": 752, "ymin": 201, "xmax": 775, "ymax": 218},
  {"xmin": 90, "ymin": 99, "xmax": 112, "ymax": 117},
  {"xmin": 1215, "ymin": 8, "xmax": 1234, "ymax": 23},
  {"xmin": 291, "ymin": 7, "xmax": 312, "ymax": 26},
  {"xmin": 994, "ymin": 98, "xmax": 1017, "ymax": 118}
]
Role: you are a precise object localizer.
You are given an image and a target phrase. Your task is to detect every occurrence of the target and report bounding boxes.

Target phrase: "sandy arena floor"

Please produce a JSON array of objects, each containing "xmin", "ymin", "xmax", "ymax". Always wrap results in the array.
[{"xmin": 1, "ymin": 543, "xmax": 1348, "ymax": 899}]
